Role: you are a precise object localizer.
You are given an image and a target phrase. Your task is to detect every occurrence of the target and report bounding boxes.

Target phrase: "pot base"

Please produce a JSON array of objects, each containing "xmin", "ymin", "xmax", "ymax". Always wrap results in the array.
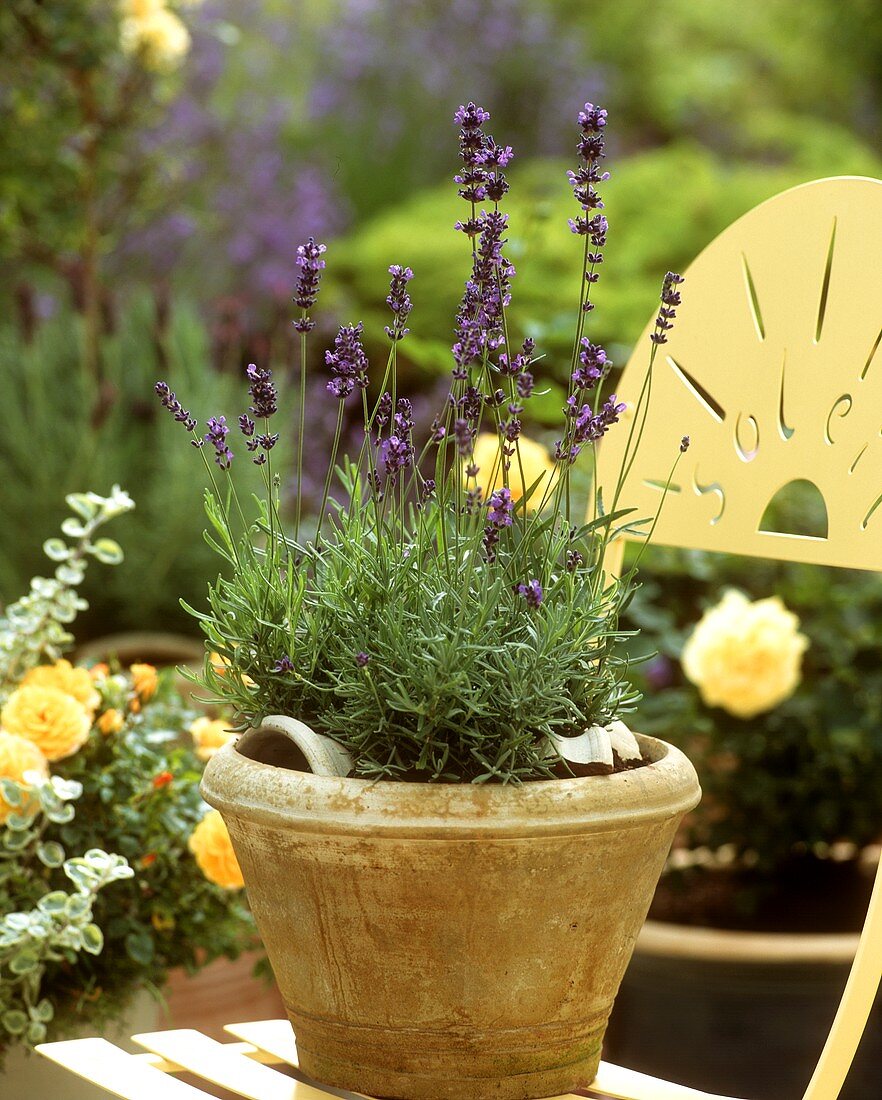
[{"xmin": 293, "ymin": 1010, "xmax": 602, "ymax": 1100}]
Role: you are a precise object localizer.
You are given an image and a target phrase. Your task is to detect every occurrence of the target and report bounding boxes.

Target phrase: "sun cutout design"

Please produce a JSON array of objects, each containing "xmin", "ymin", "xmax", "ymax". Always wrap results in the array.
[{"xmin": 598, "ymin": 177, "xmax": 882, "ymax": 573}]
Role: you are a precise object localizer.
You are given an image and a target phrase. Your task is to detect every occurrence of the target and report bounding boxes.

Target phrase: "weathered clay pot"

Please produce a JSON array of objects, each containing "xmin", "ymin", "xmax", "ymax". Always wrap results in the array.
[{"xmin": 201, "ymin": 720, "xmax": 699, "ymax": 1100}]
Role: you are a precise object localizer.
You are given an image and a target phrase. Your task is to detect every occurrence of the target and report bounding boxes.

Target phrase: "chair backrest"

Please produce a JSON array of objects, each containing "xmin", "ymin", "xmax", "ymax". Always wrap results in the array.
[{"xmin": 596, "ymin": 176, "xmax": 882, "ymax": 1100}]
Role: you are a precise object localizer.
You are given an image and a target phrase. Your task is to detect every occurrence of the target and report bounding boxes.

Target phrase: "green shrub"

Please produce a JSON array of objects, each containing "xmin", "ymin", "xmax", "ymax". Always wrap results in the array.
[{"xmin": 0, "ymin": 301, "xmax": 266, "ymax": 639}]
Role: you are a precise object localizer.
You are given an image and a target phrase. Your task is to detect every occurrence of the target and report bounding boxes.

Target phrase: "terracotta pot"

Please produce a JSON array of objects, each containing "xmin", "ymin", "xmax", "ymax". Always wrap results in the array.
[
  {"xmin": 74, "ymin": 631, "xmax": 204, "ymax": 669},
  {"xmin": 605, "ymin": 919, "xmax": 882, "ymax": 1100},
  {"xmin": 201, "ymin": 720, "xmax": 699, "ymax": 1100}
]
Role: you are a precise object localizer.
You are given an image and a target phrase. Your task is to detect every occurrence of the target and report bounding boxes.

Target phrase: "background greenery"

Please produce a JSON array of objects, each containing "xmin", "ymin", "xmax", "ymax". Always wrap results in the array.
[{"xmin": 1, "ymin": 1, "xmax": 881, "ymax": 873}]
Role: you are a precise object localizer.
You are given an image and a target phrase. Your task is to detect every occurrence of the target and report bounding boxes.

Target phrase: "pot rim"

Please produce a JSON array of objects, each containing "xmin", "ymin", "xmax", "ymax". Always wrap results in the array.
[
  {"xmin": 201, "ymin": 729, "xmax": 700, "ymax": 839},
  {"xmin": 636, "ymin": 918, "xmax": 861, "ymax": 963}
]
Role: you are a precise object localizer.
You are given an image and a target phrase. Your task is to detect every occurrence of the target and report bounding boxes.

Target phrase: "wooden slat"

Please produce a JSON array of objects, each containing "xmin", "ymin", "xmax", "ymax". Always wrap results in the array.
[
  {"xmin": 132, "ymin": 1029, "xmax": 336, "ymax": 1099},
  {"xmin": 586, "ymin": 1061, "xmax": 748, "ymax": 1100},
  {"xmin": 36, "ymin": 1038, "xmax": 214, "ymax": 1099},
  {"xmin": 223, "ymin": 1019, "xmax": 299, "ymax": 1067}
]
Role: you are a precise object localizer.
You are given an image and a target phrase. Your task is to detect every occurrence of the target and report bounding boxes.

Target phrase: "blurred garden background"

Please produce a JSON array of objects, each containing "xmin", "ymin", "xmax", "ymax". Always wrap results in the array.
[
  {"xmin": 3, "ymin": 3, "xmax": 882, "ymax": 1095},
  {"xmin": 3, "ymin": 0, "xmax": 881, "ymax": 638}
]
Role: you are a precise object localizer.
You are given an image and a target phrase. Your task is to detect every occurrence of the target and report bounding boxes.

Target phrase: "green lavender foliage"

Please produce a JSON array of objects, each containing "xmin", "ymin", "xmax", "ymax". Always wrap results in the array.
[
  {"xmin": 0, "ymin": 300, "xmax": 265, "ymax": 638},
  {"xmin": 191, "ymin": 477, "xmax": 642, "ymax": 782}
]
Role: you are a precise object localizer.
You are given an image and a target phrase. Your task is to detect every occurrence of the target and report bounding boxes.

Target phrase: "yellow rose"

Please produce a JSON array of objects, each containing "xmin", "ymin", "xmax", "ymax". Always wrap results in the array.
[
  {"xmin": 188, "ymin": 810, "xmax": 244, "ymax": 889},
  {"xmin": 120, "ymin": 4, "xmax": 190, "ymax": 69},
  {"xmin": 1, "ymin": 686, "xmax": 91, "ymax": 762},
  {"xmin": 190, "ymin": 717, "xmax": 235, "ymax": 762},
  {"xmin": 681, "ymin": 590, "xmax": 809, "ymax": 719},
  {"xmin": 23, "ymin": 660, "xmax": 100, "ymax": 716},
  {"xmin": 0, "ymin": 731, "xmax": 49, "ymax": 823},
  {"xmin": 130, "ymin": 663, "xmax": 158, "ymax": 701},
  {"xmin": 98, "ymin": 708, "xmax": 125, "ymax": 736},
  {"xmin": 470, "ymin": 432, "xmax": 556, "ymax": 511}
]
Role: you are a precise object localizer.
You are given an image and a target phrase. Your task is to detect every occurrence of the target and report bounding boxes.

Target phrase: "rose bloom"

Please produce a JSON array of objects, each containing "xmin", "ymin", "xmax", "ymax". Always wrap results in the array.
[
  {"xmin": 190, "ymin": 716, "xmax": 235, "ymax": 762},
  {"xmin": 1, "ymin": 685, "xmax": 91, "ymax": 761},
  {"xmin": 130, "ymin": 663, "xmax": 158, "ymax": 701},
  {"xmin": 188, "ymin": 810, "xmax": 244, "ymax": 889},
  {"xmin": 0, "ymin": 730, "xmax": 49, "ymax": 823},
  {"xmin": 681, "ymin": 589, "xmax": 809, "ymax": 719},
  {"xmin": 470, "ymin": 432, "xmax": 556, "ymax": 512},
  {"xmin": 22, "ymin": 659, "xmax": 100, "ymax": 716},
  {"xmin": 98, "ymin": 708, "xmax": 125, "ymax": 735}
]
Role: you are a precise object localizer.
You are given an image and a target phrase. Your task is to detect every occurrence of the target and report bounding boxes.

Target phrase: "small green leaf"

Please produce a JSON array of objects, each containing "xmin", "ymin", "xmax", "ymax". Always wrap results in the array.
[
  {"xmin": 4, "ymin": 811, "xmax": 32, "ymax": 832},
  {"xmin": 90, "ymin": 538, "xmax": 124, "ymax": 565},
  {"xmin": 32, "ymin": 999, "xmax": 54, "ymax": 1023},
  {"xmin": 38, "ymin": 891, "xmax": 69, "ymax": 915},
  {"xmin": 66, "ymin": 894, "xmax": 91, "ymax": 919},
  {"xmin": 42, "ymin": 537, "xmax": 71, "ymax": 562},
  {"xmin": 61, "ymin": 517, "xmax": 87, "ymax": 538},
  {"xmin": 3, "ymin": 828, "xmax": 33, "ymax": 850},
  {"xmin": 125, "ymin": 930, "xmax": 154, "ymax": 965},
  {"xmin": 82, "ymin": 923, "xmax": 104, "ymax": 955},
  {"xmin": 0, "ymin": 779, "xmax": 23, "ymax": 806},
  {"xmin": 10, "ymin": 949, "xmax": 39, "ymax": 974},
  {"xmin": 26, "ymin": 1020, "xmax": 47, "ymax": 1043},
  {"xmin": 2, "ymin": 1009, "xmax": 28, "ymax": 1035},
  {"xmin": 37, "ymin": 841, "xmax": 65, "ymax": 868}
]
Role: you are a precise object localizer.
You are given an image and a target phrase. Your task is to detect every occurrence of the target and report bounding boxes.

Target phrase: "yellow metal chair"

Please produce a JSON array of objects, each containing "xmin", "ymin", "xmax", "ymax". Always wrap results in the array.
[{"xmin": 36, "ymin": 177, "xmax": 882, "ymax": 1099}]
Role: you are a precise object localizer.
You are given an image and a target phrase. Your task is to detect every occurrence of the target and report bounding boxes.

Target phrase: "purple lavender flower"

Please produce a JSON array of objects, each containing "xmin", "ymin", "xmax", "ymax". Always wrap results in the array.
[
  {"xmin": 384, "ymin": 264, "xmax": 414, "ymax": 341},
  {"xmin": 556, "ymin": 394, "xmax": 627, "ymax": 464},
  {"xmin": 246, "ymin": 363, "xmax": 278, "ymax": 420},
  {"xmin": 154, "ymin": 382, "xmax": 198, "ymax": 434},
  {"xmin": 380, "ymin": 398, "xmax": 415, "ymax": 484},
  {"xmin": 419, "ymin": 478, "xmax": 436, "ymax": 506},
  {"xmin": 566, "ymin": 549, "xmax": 584, "ymax": 572},
  {"xmin": 651, "ymin": 272, "xmax": 685, "ymax": 346},
  {"xmin": 453, "ymin": 418, "xmax": 474, "ymax": 456},
  {"xmin": 487, "ymin": 488, "xmax": 514, "ymax": 527},
  {"xmin": 680, "ymin": 435, "xmax": 691, "ymax": 453},
  {"xmin": 293, "ymin": 237, "xmax": 328, "ymax": 333},
  {"xmin": 516, "ymin": 579, "xmax": 543, "ymax": 608},
  {"xmin": 452, "ymin": 211, "xmax": 515, "ymax": 370},
  {"xmin": 204, "ymin": 416, "xmax": 234, "ymax": 470},
  {"xmin": 573, "ymin": 339, "xmax": 610, "ymax": 391},
  {"xmin": 273, "ymin": 654, "xmax": 295, "ymax": 673},
  {"xmin": 568, "ymin": 103, "xmax": 611, "ymax": 316},
  {"xmin": 355, "ymin": 651, "xmax": 370, "ymax": 667},
  {"xmin": 326, "ymin": 322, "xmax": 369, "ymax": 400}
]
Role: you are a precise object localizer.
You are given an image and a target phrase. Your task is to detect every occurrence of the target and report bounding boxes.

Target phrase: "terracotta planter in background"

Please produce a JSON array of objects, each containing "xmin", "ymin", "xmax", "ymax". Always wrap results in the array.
[
  {"xmin": 202, "ymin": 721, "xmax": 700, "ymax": 1100},
  {"xmin": 605, "ymin": 919, "xmax": 882, "ymax": 1100}
]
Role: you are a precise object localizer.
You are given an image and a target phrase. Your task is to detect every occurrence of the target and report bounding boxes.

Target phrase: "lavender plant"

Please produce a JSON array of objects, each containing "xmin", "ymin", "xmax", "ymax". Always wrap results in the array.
[{"xmin": 159, "ymin": 103, "xmax": 686, "ymax": 783}]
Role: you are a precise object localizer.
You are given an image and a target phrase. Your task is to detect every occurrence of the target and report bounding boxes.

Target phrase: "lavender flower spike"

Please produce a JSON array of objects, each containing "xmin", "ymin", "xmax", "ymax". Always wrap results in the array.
[
  {"xmin": 650, "ymin": 272, "xmax": 685, "ymax": 346},
  {"xmin": 326, "ymin": 322, "xmax": 369, "ymax": 400},
  {"xmin": 246, "ymin": 363, "xmax": 278, "ymax": 420},
  {"xmin": 385, "ymin": 265, "xmax": 414, "ymax": 341},
  {"xmin": 155, "ymin": 381, "xmax": 198, "ymax": 434},
  {"xmin": 204, "ymin": 416, "xmax": 234, "ymax": 470},
  {"xmin": 293, "ymin": 237, "xmax": 327, "ymax": 333},
  {"xmin": 516, "ymin": 579, "xmax": 543, "ymax": 608}
]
